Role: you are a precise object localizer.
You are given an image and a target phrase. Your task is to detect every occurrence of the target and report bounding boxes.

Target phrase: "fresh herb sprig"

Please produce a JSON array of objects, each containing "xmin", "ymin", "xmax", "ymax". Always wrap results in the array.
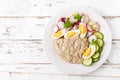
[{"xmin": 64, "ymin": 18, "xmax": 73, "ymax": 28}]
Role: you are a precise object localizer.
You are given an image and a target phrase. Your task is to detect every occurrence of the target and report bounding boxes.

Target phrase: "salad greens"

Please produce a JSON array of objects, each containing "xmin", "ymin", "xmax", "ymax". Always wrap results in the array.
[{"xmin": 64, "ymin": 18, "xmax": 73, "ymax": 28}]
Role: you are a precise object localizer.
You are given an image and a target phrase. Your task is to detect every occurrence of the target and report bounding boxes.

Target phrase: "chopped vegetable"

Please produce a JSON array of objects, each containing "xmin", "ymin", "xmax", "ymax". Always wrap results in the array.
[
  {"xmin": 96, "ymin": 39, "xmax": 104, "ymax": 47},
  {"xmin": 99, "ymin": 47, "xmax": 103, "ymax": 53},
  {"xmin": 74, "ymin": 13, "xmax": 82, "ymax": 21},
  {"xmin": 64, "ymin": 18, "xmax": 73, "ymax": 28},
  {"xmin": 91, "ymin": 22, "xmax": 100, "ymax": 31},
  {"xmin": 86, "ymin": 25, "xmax": 92, "ymax": 32},
  {"xmin": 61, "ymin": 17, "xmax": 66, "ymax": 23},
  {"xmin": 88, "ymin": 35, "xmax": 97, "ymax": 42},
  {"xmin": 92, "ymin": 52, "xmax": 100, "ymax": 59},
  {"xmin": 95, "ymin": 44, "xmax": 99, "ymax": 52},
  {"xmin": 87, "ymin": 32, "xmax": 92, "ymax": 37},
  {"xmin": 53, "ymin": 25, "xmax": 59, "ymax": 33},
  {"xmin": 93, "ymin": 57, "xmax": 100, "ymax": 63},
  {"xmin": 90, "ymin": 40, "xmax": 99, "ymax": 52},
  {"xmin": 82, "ymin": 57, "xmax": 93, "ymax": 66},
  {"xmin": 94, "ymin": 32, "xmax": 104, "ymax": 39}
]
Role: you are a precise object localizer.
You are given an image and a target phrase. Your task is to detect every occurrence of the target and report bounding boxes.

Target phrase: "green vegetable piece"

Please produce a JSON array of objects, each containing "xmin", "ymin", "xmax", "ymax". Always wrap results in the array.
[
  {"xmin": 92, "ymin": 52, "xmax": 100, "ymax": 59},
  {"xmin": 94, "ymin": 32, "xmax": 104, "ymax": 39},
  {"xmin": 64, "ymin": 18, "xmax": 73, "ymax": 28},
  {"xmin": 93, "ymin": 57, "xmax": 100, "ymax": 63},
  {"xmin": 91, "ymin": 39, "xmax": 95, "ymax": 45},
  {"xmin": 82, "ymin": 57, "xmax": 93, "ymax": 66},
  {"xmin": 95, "ymin": 44, "xmax": 99, "ymax": 52},
  {"xmin": 99, "ymin": 47, "xmax": 103, "ymax": 53},
  {"xmin": 96, "ymin": 39, "xmax": 104, "ymax": 47},
  {"xmin": 74, "ymin": 13, "xmax": 82, "ymax": 21}
]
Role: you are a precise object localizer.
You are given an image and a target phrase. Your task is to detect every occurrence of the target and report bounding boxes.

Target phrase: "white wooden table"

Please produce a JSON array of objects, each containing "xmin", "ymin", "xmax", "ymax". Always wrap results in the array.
[{"xmin": 0, "ymin": 0, "xmax": 120, "ymax": 80}]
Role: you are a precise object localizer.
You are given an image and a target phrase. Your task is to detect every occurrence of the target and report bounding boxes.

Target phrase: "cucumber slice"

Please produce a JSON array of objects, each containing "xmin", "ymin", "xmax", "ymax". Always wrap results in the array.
[
  {"xmin": 93, "ymin": 57, "xmax": 100, "ymax": 63},
  {"xmin": 90, "ymin": 43, "xmax": 99, "ymax": 52},
  {"xmin": 94, "ymin": 43, "xmax": 99, "ymax": 52},
  {"xmin": 94, "ymin": 32, "xmax": 104, "ymax": 39},
  {"xmin": 96, "ymin": 39, "xmax": 104, "ymax": 47},
  {"xmin": 99, "ymin": 47, "xmax": 103, "ymax": 53},
  {"xmin": 92, "ymin": 52, "xmax": 100, "ymax": 59},
  {"xmin": 82, "ymin": 58, "xmax": 92, "ymax": 66}
]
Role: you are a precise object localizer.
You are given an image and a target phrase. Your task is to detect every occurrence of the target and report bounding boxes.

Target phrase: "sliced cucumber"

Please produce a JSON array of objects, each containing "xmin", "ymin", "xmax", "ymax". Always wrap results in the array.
[
  {"xmin": 92, "ymin": 52, "xmax": 100, "ymax": 59},
  {"xmin": 89, "ymin": 43, "xmax": 99, "ymax": 52},
  {"xmin": 93, "ymin": 57, "xmax": 100, "ymax": 63},
  {"xmin": 94, "ymin": 32, "xmax": 104, "ymax": 39},
  {"xmin": 94, "ymin": 43, "xmax": 99, "ymax": 52},
  {"xmin": 99, "ymin": 47, "xmax": 103, "ymax": 53},
  {"xmin": 96, "ymin": 39, "xmax": 104, "ymax": 47},
  {"xmin": 82, "ymin": 58, "xmax": 92, "ymax": 66}
]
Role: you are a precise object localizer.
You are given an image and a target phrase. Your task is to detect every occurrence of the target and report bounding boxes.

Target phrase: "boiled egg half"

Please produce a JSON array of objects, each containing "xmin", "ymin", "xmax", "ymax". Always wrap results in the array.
[
  {"xmin": 79, "ymin": 23, "xmax": 87, "ymax": 39},
  {"xmin": 64, "ymin": 30, "xmax": 80, "ymax": 39},
  {"xmin": 52, "ymin": 29, "xmax": 66, "ymax": 39},
  {"xmin": 83, "ymin": 45, "xmax": 96, "ymax": 59}
]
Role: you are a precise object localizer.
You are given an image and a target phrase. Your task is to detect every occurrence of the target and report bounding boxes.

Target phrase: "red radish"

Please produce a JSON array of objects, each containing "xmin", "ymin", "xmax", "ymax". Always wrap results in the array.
[
  {"xmin": 87, "ymin": 32, "xmax": 92, "ymax": 37},
  {"xmin": 74, "ymin": 21, "xmax": 79, "ymax": 26},
  {"xmin": 94, "ymin": 22, "xmax": 100, "ymax": 31},
  {"xmin": 69, "ymin": 16, "xmax": 77, "ymax": 22},
  {"xmin": 86, "ymin": 25, "xmax": 92, "ymax": 32},
  {"xmin": 61, "ymin": 17, "xmax": 66, "ymax": 23},
  {"xmin": 57, "ymin": 21, "xmax": 64, "ymax": 29},
  {"xmin": 73, "ymin": 25, "xmax": 78, "ymax": 30},
  {"xmin": 81, "ymin": 15, "xmax": 90, "ymax": 24},
  {"xmin": 81, "ymin": 13, "xmax": 84, "ymax": 16},
  {"xmin": 53, "ymin": 25, "xmax": 59, "ymax": 33}
]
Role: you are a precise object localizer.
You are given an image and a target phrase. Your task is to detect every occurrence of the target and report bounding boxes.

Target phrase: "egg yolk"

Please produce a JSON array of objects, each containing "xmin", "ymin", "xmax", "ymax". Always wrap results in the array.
[
  {"xmin": 84, "ymin": 48, "xmax": 92, "ymax": 57},
  {"xmin": 66, "ymin": 32, "xmax": 76, "ymax": 38},
  {"xmin": 53, "ymin": 30, "xmax": 62, "ymax": 37},
  {"xmin": 79, "ymin": 24, "xmax": 87, "ymax": 34}
]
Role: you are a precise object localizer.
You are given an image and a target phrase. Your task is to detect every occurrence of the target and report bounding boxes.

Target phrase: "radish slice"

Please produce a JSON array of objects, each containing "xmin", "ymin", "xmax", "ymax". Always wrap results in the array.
[
  {"xmin": 94, "ymin": 22, "xmax": 100, "ymax": 31},
  {"xmin": 86, "ymin": 25, "xmax": 92, "ymax": 32},
  {"xmin": 88, "ymin": 20, "xmax": 94, "ymax": 27},
  {"xmin": 61, "ymin": 17, "xmax": 66, "ymax": 23},
  {"xmin": 81, "ymin": 15, "xmax": 90, "ymax": 24},
  {"xmin": 87, "ymin": 32, "xmax": 92, "ymax": 37},
  {"xmin": 53, "ymin": 25, "xmax": 59, "ymax": 33},
  {"xmin": 88, "ymin": 35, "xmax": 97, "ymax": 42},
  {"xmin": 73, "ymin": 21, "xmax": 79, "ymax": 26},
  {"xmin": 57, "ymin": 22, "xmax": 64, "ymax": 29},
  {"xmin": 69, "ymin": 16, "xmax": 77, "ymax": 22},
  {"xmin": 73, "ymin": 25, "xmax": 78, "ymax": 30}
]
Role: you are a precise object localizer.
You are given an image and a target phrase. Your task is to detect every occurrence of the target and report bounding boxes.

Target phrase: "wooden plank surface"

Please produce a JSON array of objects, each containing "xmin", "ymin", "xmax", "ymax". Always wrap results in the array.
[
  {"xmin": 11, "ymin": 73, "xmax": 120, "ymax": 80},
  {"xmin": 0, "ymin": 17, "xmax": 119, "ymax": 39},
  {"xmin": 0, "ymin": 40, "xmax": 119, "ymax": 64},
  {"xmin": 0, "ymin": 72, "xmax": 10, "ymax": 80},
  {"xmin": 0, "ymin": 0, "xmax": 120, "ymax": 80}
]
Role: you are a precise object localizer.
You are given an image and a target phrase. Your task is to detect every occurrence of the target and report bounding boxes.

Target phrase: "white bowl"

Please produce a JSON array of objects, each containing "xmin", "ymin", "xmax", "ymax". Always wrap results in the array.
[{"xmin": 43, "ymin": 7, "xmax": 112, "ymax": 74}]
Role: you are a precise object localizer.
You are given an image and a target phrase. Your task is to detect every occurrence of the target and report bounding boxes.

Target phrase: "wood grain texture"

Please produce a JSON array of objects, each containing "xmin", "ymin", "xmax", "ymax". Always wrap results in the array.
[
  {"xmin": 0, "ymin": 0, "xmax": 120, "ymax": 16},
  {"xmin": 0, "ymin": 17, "xmax": 119, "ymax": 39},
  {"xmin": 11, "ymin": 73, "xmax": 120, "ymax": 80},
  {"xmin": 0, "ymin": 40, "xmax": 119, "ymax": 64},
  {"xmin": 0, "ymin": 0, "xmax": 120, "ymax": 80},
  {"xmin": 0, "ymin": 72, "xmax": 10, "ymax": 80}
]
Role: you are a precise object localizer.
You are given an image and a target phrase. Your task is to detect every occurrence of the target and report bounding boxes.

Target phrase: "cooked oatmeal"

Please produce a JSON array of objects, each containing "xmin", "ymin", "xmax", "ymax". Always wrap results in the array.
[{"xmin": 53, "ymin": 36, "xmax": 88, "ymax": 64}]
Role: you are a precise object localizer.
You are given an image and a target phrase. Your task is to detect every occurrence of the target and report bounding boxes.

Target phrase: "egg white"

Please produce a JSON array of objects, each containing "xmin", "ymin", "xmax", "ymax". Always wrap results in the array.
[
  {"xmin": 83, "ymin": 45, "xmax": 96, "ymax": 59},
  {"xmin": 88, "ymin": 35, "xmax": 97, "ymax": 42},
  {"xmin": 64, "ymin": 30, "xmax": 80, "ymax": 39},
  {"xmin": 79, "ymin": 23, "xmax": 87, "ymax": 39},
  {"xmin": 80, "ymin": 32, "xmax": 87, "ymax": 39},
  {"xmin": 52, "ymin": 29, "xmax": 66, "ymax": 39}
]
